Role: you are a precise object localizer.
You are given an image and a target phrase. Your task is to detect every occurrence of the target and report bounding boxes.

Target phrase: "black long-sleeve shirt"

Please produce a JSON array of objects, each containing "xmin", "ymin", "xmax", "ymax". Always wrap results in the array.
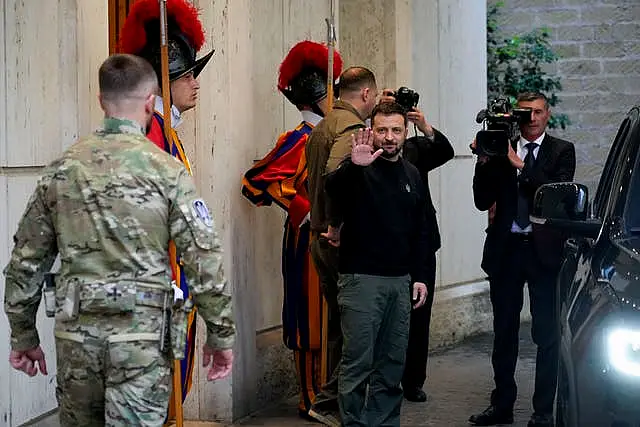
[{"xmin": 324, "ymin": 157, "xmax": 431, "ymax": 284}]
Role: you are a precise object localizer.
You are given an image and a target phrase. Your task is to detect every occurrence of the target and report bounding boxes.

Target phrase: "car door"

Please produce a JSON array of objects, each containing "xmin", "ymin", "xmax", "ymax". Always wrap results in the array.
[
  {"xmin": 564, "ymin": 113, "xmax": 636, "ymax": 311},
  {"xmin": 558, "ymin": 134, "xmax": 623, "ymax": 314},
  {"xmin": 557, "ymin": 109, "xmax": 639, "ymax": 427},
  {"xmin": 567, "ymin": 109, "xmax": 640, "ymax": 338}
]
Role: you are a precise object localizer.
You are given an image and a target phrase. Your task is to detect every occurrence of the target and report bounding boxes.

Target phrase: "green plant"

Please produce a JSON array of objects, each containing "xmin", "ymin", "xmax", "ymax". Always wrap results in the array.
[{"xmin": 487, "ymin": 2, "xmax": 570, "ymax": 129}]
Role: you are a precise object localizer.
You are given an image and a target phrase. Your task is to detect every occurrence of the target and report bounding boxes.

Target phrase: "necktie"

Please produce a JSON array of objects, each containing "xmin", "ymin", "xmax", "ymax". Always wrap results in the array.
[{"xmin": 515, "ymin": 142, "xmax": 537, "ymax": 229}]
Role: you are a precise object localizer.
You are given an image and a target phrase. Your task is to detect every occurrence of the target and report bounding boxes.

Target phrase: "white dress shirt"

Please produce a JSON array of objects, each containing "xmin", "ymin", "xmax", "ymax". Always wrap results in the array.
[
  {"xmin": 511, "ymin": 132, "xmax": 546, "ymax": 234},
  {"xmin": 301, "ymin": 110, "xmax": 323, "ymax": 127},
  {"xmin": 154, "ymin": 96, "xmax": 183, "ymax": 128}
]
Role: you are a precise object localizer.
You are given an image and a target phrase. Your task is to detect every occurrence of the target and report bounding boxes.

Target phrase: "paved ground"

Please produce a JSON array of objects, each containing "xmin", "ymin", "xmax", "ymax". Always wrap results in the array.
[
  {"xmin": 28, "ymin": 327, "xmax": 539, "ymax": 427},
  {"xmin": 235, "ymin": 329, "xmax": 538, "ymax": 427}
]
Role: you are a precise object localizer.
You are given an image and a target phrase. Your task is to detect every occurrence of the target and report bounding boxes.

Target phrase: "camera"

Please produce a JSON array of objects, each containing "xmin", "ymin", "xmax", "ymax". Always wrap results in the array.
[
  {"xmin": 392, "ymin": 87, "xmax": 420, "ymax": 111},
  {"xmin": 474, "ymin": 97, "xmax": 532, "ymax": 157}
]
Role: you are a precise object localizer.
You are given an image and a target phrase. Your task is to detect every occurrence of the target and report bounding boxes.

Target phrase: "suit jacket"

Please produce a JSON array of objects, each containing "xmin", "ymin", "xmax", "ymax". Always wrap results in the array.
[
  {"xmin": 473, "ymin": 133, "xmax": 576, "ymax": 276},
  {"xmin": 403, "ymin": 129, "xmax": 454, "ymax": 253}
]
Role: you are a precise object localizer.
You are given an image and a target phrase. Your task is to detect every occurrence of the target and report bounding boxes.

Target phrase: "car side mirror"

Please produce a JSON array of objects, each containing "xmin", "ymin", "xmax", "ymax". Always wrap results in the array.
[
  {"xmin": 530, "ymin": 183, "xmax": 602, "ymax": 238},
  {"xmin": 532, "ymin": 182, "xmax": 589, "ymax": 221}
]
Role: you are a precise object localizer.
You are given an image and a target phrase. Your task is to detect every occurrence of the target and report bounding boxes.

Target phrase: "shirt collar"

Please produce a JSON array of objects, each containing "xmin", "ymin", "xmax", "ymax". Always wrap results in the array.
[
  {"xmin": 520, "ymin": 132, "xmax": 546, "ymax": 149},
  {"xmin": 99, "ymin": 117, "xmax": 145, "ymax": 136},
  {"xmin": 301, "ymin": 110, "xmax": 323, "ymax": 126},
  {"xmin": 155, "ymin": 96, "xmax": 183, "ymax": 128},
  {"xmin": 334, "ymin": 99, "xmax": 366, "ymax": 122}
]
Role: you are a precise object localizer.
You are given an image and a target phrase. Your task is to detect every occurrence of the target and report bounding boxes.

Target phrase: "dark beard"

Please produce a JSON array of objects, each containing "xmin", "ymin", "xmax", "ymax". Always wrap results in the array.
[{"xmin": 380, "ymin": 146, "xmax": 401, "ymax": 159}]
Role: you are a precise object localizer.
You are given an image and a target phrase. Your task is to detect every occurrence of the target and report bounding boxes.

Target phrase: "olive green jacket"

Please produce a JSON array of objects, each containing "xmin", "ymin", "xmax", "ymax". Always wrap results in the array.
[{"xmin": 305, "ymin": 100, "xmax": 366, "ymax": 233}]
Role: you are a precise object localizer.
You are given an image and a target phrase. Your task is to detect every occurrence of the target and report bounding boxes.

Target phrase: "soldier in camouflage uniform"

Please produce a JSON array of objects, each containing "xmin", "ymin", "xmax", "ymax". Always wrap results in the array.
[{"xmin": 3, "ymin": 54, "xmax": 235, "ymax": 427}]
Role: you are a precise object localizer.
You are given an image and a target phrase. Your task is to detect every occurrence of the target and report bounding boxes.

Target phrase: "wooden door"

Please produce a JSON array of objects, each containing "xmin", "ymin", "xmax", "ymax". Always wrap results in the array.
[{"xmin": 108, "ymin": 0, "xmax": 137, "ymax": 54}]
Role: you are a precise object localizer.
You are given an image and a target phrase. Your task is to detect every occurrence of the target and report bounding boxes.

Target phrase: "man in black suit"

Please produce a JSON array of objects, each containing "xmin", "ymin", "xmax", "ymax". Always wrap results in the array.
[{"xmin": 468, "ymin": 92, "xmax": 576, "ymax": 427}]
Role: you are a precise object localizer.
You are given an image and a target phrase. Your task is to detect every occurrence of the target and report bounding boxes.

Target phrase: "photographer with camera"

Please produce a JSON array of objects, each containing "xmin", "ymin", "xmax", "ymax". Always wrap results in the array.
[
  {"xmin": 381, "ymin": 87, "xmax": 454, "ymax": 403},
  {"xmin": 469, "ymin": 92, "xmax": 575, "ymax": 427}
]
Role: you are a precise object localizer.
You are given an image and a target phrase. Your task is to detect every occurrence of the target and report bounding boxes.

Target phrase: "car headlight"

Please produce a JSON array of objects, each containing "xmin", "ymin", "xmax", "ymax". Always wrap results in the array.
[{"xmin": 608, "ymin": 328, "xmax": 640, "ymax": 377}]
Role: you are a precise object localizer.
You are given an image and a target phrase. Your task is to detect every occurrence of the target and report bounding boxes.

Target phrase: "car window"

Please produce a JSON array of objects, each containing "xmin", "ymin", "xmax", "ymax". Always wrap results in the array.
[
  {"xmin": 623, "ymin": 115, "xmax": 640, "ymax": 234},
  {"xmin": 594, "ymin": 117, "xmax": 632, "ymax": 218}
]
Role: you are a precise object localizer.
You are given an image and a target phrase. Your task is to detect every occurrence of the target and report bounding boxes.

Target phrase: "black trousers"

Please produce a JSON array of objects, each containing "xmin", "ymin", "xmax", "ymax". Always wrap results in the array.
[
  {"xmin": 402, "ymin": 251, "xmax": 437, "ymax": 390},
  {"xmin": 489, "ymin": 233, "xmax": 559, "ymax": 416}
]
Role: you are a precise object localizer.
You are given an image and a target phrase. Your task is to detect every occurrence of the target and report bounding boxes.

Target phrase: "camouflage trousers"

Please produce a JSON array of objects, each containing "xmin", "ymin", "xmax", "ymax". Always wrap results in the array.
[{"xmin": 55, "ymin": 307, "xmax": 172, "ymax": 426}]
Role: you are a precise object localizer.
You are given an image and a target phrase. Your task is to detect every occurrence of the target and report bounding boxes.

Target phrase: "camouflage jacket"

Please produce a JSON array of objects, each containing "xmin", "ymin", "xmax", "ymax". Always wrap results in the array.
[{"xmin": 3, "ymin": 117, "xmax": 235, "ymax": 351}]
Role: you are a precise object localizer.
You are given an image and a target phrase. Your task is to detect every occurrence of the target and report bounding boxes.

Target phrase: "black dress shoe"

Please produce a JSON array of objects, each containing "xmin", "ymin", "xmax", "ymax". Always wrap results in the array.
[
  {"xmin": 468, "ymin": 405, "xmax": 514, "ymax": 426},
  {"xmin": 403, "ymin": 387, "xmax": 427, "ymax": 402},
  {"xmin": 527, "ymin": 413, "xmax": 553, "ymax": 427}
]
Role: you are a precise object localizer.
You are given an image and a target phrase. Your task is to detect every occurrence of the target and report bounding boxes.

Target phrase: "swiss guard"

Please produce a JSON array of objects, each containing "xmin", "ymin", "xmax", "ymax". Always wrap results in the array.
[
  {"xmin": 119, "ymin": 0, "xmax": 214, "ymax": 423},
  {"xmin": 241, "ymin": 40, "xmax": 342, "ymax": 422}
]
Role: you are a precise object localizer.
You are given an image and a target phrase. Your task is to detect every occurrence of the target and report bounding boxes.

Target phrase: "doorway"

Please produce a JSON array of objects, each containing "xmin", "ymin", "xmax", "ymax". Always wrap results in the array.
[{"xmin": 108, "ymin": 0, "xmax": 136, "ymax": 54}]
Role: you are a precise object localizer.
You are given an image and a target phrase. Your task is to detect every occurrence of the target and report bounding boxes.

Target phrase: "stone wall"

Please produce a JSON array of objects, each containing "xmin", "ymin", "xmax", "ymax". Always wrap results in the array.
[{"xmin": 489, "ymin": 0, "xmax": 640, "ymax": 191}]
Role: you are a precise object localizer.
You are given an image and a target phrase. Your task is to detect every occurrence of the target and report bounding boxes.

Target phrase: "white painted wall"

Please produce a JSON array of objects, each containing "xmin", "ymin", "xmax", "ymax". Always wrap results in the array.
[
  {"xmin": 0, "ymin": 0, "xmax": 8, "ymax": 419},
  {"xmin": 0, "ymin": 1, "xmax": 107, "ymax": 425},
  {"xmin": 412, "ymin": 0, "xmax": 488, "ymax": 288},
  {"xmin": 0, "ymin": 172, "xmax": 10, "ymax": 425}
]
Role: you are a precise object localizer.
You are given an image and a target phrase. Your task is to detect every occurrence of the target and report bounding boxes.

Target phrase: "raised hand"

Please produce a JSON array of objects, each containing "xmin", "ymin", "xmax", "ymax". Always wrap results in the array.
[
  {"xmin": 351, "ymin": 128, "xmax": 383, "ymax": 167},
  {"xmin": 407, "ymin": 107, "xmax": 433, "ymax": 137},
  {"xmin": 380, "ymin": 88, "xmax": 396, "ymax": 104},
  {"xmin": 470, "ymin": 138, "xmax": 490, "ymax": 165}
]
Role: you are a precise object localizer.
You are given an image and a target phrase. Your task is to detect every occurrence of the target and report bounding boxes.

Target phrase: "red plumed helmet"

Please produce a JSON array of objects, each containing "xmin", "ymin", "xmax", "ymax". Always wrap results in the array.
[
  {"xmin": 119, "ymin": 0, "xmax": 214, "ymax": 81},
  {"xmin": 278, "ymin": 40, "xmax": 343, "ymax": 107}
]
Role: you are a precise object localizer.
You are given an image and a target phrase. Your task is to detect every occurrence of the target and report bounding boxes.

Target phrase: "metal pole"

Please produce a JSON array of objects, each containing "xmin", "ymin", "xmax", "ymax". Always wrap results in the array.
[
  {"xmin": 159, "ymin": 0, "xmax": 173, "ymax": 144},
  {"xmin": 159, "ymin": 2, "xmax": 184, "ymax": 426},
  {"xmin": 325, "ymin": 0, "xmax": 336, "ymax": 113},
  {"xmin": 320, "ymin": 0, "xmax": 337, "ymax": 386}
]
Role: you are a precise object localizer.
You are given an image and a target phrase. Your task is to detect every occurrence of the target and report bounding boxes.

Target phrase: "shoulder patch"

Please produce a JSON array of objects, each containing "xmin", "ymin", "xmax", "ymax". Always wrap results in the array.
[{"xmin": 191, "ymin": 199, "xmax": 213, "ymax": 228}]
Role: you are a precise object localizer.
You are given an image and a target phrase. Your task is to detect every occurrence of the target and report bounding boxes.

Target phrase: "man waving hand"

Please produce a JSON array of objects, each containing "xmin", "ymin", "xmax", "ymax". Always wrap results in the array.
[{"xmin": 323, "ymin": 101, "xmax": 429, "ymax": 427}]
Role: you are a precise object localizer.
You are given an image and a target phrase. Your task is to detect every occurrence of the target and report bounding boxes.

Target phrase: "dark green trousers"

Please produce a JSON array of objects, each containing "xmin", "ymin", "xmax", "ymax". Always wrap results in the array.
[{"xmin": 337, "ymin": 273, "xmax": 411, "ymax": 427}]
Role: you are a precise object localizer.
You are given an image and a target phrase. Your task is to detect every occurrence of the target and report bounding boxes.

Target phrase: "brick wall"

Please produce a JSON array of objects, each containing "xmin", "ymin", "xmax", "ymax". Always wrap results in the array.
[{"xmin": 488, "ymin": 0, "xmax": 640, "ymax": 191}]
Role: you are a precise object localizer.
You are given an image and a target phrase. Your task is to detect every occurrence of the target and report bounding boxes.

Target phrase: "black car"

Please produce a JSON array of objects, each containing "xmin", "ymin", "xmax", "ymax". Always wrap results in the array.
[{"xmin": 531, "ymin": 105, "xmax": 640, "ymax": 427}]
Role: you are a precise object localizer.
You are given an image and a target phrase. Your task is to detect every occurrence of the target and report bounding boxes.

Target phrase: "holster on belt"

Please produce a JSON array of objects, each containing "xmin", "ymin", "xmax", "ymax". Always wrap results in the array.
[
  {"xmin": 170, "ymin": 298, "xmax": 194, "ymax": 360},
  {"xmin": 43, "ymin": 273, "xmax": 57, "ymax": 318}
]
